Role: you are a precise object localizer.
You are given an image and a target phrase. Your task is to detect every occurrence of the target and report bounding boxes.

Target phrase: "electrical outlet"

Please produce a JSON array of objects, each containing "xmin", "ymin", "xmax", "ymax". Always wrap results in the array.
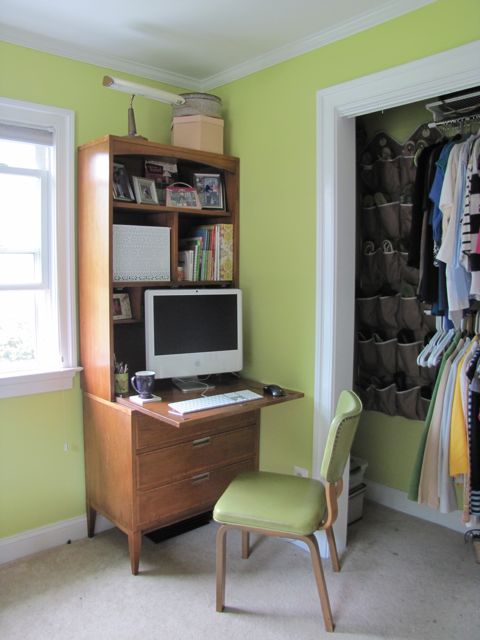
[{"xmin": 293, "ymin": 465, "xmax": 309, "ymax": 478}]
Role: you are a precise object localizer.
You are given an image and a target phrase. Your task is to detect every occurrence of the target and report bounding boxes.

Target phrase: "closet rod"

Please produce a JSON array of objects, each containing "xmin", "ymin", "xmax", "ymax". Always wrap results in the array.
[{"xmin": 428, "ymin": 112, "xmax": 480, "ymax": 130}]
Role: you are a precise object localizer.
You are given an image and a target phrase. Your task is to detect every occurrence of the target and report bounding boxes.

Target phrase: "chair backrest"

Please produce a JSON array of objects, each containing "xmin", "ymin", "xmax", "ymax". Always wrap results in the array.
[{"xmin": 320, "ymin": 390, "xmax": 363, "ymax": 484}]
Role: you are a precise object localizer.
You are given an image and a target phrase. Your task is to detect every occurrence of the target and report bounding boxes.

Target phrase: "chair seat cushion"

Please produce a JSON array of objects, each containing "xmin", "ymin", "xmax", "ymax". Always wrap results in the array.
[{"xmin": 213, "ymin": 471, "xmax": 326, "ymax": 535}]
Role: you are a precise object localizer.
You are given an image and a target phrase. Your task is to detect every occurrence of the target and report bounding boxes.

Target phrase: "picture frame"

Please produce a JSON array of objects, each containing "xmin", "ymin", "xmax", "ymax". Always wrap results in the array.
[
  {"xmin": 193, "ymin": 173, "xmax": 224, "ymax": 209},
  {"xmin": 132, "ymin": 176, "xmax": 159, "ymax": 205},
  {"xmin": 166, "ymin": 182, "xmax": 201, "ymax": 209},
  {"xmin": 112, "ymin": 292, "xmax": 132, "ymax": 320},
  {"xmin": 113, "ymin": 163, "xmax": 135, "ymax": 202}
]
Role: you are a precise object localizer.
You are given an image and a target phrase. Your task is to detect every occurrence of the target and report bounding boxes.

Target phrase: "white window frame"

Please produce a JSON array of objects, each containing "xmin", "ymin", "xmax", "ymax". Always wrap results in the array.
[{"xmin": 0, "ymin": 97, "xmax": 81, "ymax": 398}]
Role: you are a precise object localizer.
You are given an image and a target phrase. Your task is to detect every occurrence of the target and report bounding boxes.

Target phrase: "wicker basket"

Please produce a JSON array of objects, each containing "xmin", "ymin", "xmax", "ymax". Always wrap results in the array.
[{"xmin": 172, "ymin": 93, "xmax": 222, "ymax": 119}]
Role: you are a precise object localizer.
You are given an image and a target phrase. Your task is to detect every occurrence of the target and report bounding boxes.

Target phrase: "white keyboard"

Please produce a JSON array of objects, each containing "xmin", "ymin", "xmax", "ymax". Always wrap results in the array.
[{"xmin": 168, "ymin": 389, "xmax": 263, "ymax": 414}]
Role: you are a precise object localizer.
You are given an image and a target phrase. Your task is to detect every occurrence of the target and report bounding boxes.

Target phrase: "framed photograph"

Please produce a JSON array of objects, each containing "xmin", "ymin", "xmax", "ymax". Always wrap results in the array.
[
  {"xmin": 193, "ymin": 173, "xmax": 224, "ymax": 209},
  {"xmin": 132, "ymin": 177, "xmax": 159, "ymax": 205},
  {"xmin": 166, "ymin": 182, "xmax": 201, "ymax": 209},
  {"xmin": 112, "ymin": 292, "xmax": 132, "ymax": 320},
  {"xmin": 144, "ymin": 159, "xmax": 178, "ymax": 204},
  {"xmin": 113, "ymin": 163, "xmax": 134, "ymax": 202}
]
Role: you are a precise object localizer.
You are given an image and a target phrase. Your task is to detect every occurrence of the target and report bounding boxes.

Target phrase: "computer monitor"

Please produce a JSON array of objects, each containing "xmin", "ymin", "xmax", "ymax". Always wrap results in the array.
[{"xmin": 144, "ymin": 288, "xmax": 243, "ymax": 391}]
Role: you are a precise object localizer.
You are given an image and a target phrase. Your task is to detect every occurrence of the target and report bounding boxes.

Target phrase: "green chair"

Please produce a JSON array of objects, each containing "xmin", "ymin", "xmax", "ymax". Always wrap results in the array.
[{"xmin": 213, "ymin": 389, "xmax": 363, "ymax": 633}]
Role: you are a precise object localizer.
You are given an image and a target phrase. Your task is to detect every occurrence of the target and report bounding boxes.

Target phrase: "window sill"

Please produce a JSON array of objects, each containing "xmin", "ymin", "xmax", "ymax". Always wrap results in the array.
[{"xmin": 0, "ymin": 367, "xmax": 83, "ymax": 399}]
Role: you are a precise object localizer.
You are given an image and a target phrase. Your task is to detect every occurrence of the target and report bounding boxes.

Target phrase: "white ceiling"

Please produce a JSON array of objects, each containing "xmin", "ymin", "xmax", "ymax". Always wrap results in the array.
[{"xmin": 0, "ymin": 0, "xmax": 434, "ymax": 90}]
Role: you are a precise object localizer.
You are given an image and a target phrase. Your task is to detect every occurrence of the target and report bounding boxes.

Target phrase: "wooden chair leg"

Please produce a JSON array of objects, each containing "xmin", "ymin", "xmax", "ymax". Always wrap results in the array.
[
  {"xmin": 325, "ymin": 526, "xmax": 341, "ymax": 572},
  {"xmin": 304, "ymin": 534, "xmax": 334, "ymax": 633},
  {"xmin": 216, "ymin": 525, "xmax": 228, "ymax": 612},
  {"xmin": 241, "ymin": 530, "xmax": 250, "ymax": 559}
]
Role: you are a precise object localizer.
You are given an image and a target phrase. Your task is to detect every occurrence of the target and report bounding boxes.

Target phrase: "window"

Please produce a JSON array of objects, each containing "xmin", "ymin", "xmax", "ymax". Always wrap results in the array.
[{"xmin": 0, "ymin": 98, "xmax": 79, "ymax": 398}]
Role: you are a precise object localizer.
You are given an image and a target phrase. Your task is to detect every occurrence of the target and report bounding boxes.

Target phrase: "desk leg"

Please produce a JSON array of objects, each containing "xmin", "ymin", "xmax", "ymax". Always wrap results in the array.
[
  {"xmin": 86, "ymin": 504, "xmax": 96, "ymax": 538},
  {"xmin": 128, "ymin": 531, "xmax": 142, "ymax": 575}
]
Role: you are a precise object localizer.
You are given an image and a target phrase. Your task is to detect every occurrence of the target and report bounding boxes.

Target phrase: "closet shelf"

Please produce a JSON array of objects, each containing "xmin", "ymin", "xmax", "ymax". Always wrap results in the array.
[{"xmin": 425, "ymin": 89, "xmax": 480, "ymax": 123}]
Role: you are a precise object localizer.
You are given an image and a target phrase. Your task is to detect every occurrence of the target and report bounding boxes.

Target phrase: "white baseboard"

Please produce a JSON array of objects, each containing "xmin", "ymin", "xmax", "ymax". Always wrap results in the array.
[
  {"xmin": 1, "ymin": 482, "xmax": 467, "ymax": 566},
  {"xmin": 366, "ymin": 481, "xmax": 466, "ymax": 534},
  {"xmin": 0, "ymin": 514, "xmax": 114, "ymax": 566}
]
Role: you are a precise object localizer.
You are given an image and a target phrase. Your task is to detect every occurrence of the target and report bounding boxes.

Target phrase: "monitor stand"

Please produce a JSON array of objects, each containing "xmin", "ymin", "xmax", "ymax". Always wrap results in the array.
[{"xmin": 172, "ymin": 376, "xmax": 215, "ymax": 393}]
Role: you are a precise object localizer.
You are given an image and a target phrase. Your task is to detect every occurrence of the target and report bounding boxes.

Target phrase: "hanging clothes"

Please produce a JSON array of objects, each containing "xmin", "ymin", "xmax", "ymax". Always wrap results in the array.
[{"xmin": 409, "ymin": 121, "xmax": 480, "ymax": 522}]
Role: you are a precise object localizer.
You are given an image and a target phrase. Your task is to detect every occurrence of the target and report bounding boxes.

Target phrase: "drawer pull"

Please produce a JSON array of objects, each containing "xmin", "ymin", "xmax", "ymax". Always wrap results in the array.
[
  {"xmin": 191, "ymin": 472, "xmax": 210, "ymax": 484},
  {"xmin": 192, "ymin": 436, "xmax": 211, "ymax": 448}
]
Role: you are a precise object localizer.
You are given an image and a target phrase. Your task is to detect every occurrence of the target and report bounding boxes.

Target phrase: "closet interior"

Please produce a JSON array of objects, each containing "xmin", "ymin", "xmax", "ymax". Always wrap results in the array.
[{"xmin": 353, "ymin": 87, "xmax": 480, "ymax": 547}]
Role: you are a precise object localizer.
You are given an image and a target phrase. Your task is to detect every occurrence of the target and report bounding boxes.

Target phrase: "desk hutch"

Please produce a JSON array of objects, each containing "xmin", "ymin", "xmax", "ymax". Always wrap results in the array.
[{"xmin": 77, "ymin": 135, "xmax": 302, "ymax": 573}]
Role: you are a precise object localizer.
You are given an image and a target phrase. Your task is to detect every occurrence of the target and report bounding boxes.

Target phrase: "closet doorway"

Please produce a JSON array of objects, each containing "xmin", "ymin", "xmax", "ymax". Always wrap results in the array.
[{"xmin": 313, "ymin": 41, "xmax": 480, "ymax": 557}]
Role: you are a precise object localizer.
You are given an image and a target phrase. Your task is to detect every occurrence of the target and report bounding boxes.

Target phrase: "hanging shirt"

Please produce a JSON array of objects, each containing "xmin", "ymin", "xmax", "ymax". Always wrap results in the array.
[
  {"xmin": 437, "ymin": 139, "xmax": 476, "ymax": 326},
  {"xmin": 449, "ymin": 338, "xmax": 478, "ymax": 476},
  {"xmin": 438, "ymin": 339, "xmax": 469, "ymax": 512},
  {"xmin": 418, "ymin": 336, "xmax": 464, "ymax": 508}
]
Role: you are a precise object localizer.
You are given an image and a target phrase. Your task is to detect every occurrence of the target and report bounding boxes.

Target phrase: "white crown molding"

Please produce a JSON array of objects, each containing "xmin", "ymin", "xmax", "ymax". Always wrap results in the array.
[
  {"xmin": 201, "ymin": 0, "xmax": 436, "ymax": 89},
  {"xmin": 0, "ymin": 26, "xmax": 202, "ymax": 91},
  {"xmin": 2, "ymin": 0, "xmax": 435, "ymax": 91}
]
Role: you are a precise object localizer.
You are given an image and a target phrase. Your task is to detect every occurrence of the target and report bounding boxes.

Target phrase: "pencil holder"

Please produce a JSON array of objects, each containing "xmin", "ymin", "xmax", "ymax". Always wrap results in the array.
[{"xmin": 114, "ymin": 373, "xmax": 129, "ymax": 396}]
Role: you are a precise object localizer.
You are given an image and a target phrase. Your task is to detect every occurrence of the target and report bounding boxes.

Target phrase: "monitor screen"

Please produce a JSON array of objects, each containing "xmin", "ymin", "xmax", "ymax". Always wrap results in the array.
[{"xmin": 144, "ymin": 288, "xmax": 243, "ymax": 383}]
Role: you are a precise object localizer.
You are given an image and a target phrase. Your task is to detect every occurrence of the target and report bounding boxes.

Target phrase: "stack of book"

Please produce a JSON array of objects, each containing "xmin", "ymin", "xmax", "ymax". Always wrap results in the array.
[{"xmin": 178, "ymin": 223, "xmax": 233, "ymax": 281}]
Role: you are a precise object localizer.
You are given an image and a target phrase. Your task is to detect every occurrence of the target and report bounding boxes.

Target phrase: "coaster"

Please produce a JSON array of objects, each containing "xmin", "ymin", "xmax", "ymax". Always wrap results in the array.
[{"xmin": 129, "ymin": 394, "xmax": 162, "ymax": 405}]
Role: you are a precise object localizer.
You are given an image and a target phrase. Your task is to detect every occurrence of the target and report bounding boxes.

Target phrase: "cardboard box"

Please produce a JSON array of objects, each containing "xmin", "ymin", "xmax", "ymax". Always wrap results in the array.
[{"xmin": 171, "ymin": 115, "xmax": 224, "ymax": 154}]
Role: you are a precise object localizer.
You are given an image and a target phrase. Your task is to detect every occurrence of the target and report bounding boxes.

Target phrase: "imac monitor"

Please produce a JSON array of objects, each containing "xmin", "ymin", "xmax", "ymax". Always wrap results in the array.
[{"xmin": 144, "ymin": 288, "xmax": 243, "ymax": 391}]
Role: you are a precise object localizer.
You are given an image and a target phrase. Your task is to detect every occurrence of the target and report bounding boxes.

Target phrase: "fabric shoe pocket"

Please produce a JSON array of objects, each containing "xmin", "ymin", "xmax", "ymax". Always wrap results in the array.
[
  {"xmin": 374, "ymin": 337, "xmax": 398, "ymax": 377},
  {"xmin": 355, "ymin": 383, "xmax": 375, "ymax": 411},
  {"xmin": 374, "ymin": 383, "xmax": 397, "ymax": 416},
  {"xmin": 399, "ymin": 252, "xmax": 419, "ymax": 286},
  {"xmin": 399, "ymin": 155, "xmax": 416, "ymax": 189},
  {"xmin": 362, "ymin": 205, "xmax": 380, "ymax": 244},
  {"xmin": 378, "ymin": 201, "xmax": 400, "ymax": 244},
  {"xmin": 361, "ymin": 249, "xmax": 384, "ymax": 295},
  {"xmin": 358, "ymin": 336, "xmax": 377, "ymax": 373},
  {"xmin": 377, "ymin": 157, "xmax": 401, "ymax": 199},
  {"xmin": 398, "ymin": 296, "xmax": 423, "ymax": 331},
  {"xmin": 360, "ymin": 163, "xmax": 379, "ymax": 193},
  {"xmin": 397, "ymin": 340, "xmax": 423, "ymax": 382},
  {"xmin": 399, "ymin": 203, "xmax": 413, "ymax": 248},
  {"xmin": 377, "ymin": 293, "xmax": 400, "ymax": 332},
  {"xmin": 382, "ymin": 249, "xmax": 402, "ymax": 290},
  {"xmin": 357, "ymin": 295, "xmax": 379, "ymax": 330},
  {"xmin": 396, "ymin": 386, "xmax": 421, "ymax": 420}
]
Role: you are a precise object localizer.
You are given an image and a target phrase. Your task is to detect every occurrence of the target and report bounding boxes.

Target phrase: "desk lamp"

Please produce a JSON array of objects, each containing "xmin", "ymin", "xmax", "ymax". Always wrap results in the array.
[{"xmin": 103, "ymin": 75, "xmax": 186, "ymax": 138}]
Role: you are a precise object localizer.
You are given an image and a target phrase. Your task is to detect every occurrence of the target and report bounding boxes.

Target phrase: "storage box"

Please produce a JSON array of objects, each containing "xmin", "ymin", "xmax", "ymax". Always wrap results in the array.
[
  {"xmin": 113, "ymin": 224, "xmax": 170, "ymax": 282},
  {"xmin": 349, "ymin": 456, "xmax": 368, "ymax": 492},
  {"xmin": 348, "ymin": 482, "xmax": 367, "ymax": 525},
  {"xmin": 171, "ymin": 115, "xmax": 224, "ymax": 154}
]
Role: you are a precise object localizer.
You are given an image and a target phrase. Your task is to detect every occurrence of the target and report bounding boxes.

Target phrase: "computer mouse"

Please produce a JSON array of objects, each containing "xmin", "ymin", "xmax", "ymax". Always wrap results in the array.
[{"xmin": 263, "ymin": 384, "xmax": 285, "ymax": 397}]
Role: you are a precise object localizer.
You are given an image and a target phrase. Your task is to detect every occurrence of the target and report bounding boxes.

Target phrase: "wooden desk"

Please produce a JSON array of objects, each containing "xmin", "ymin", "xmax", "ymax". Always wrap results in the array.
[{"xmin": 83, "ymin": 378, "xmax": 303, "ymax": 574}]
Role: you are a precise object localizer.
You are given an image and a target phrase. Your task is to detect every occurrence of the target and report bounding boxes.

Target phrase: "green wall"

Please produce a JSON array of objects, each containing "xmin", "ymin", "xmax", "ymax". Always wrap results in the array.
[
  {"xmin": 0, "ymin": 43, "xmax": 191, "ymax": 538},
  {"xmin": 0, "ymin": 0, "xmax": 478, "ymax": 538},
  {"xmin": 213, "ymin": 0, "xmax": 479, "ymax": 483}
]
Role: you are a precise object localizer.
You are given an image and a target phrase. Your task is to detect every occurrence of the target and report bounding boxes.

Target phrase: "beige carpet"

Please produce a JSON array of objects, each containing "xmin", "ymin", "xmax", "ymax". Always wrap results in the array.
[{"xmin": 0, "ymin": 501, "xmax": 478, "ymax": 639}]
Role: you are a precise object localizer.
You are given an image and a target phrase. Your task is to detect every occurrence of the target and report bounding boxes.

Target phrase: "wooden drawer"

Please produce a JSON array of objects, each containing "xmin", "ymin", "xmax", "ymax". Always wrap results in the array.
[
  {"xmin": 137, "ymin": 424, "xmax": 256, "ymax": 490},
  {"xmin": 135, "ymin": 410, "xmax": 258, "ymax": 452},
  {"xmin": 137, "ymin": 460, "xmax": 253, "ymax": 527}
]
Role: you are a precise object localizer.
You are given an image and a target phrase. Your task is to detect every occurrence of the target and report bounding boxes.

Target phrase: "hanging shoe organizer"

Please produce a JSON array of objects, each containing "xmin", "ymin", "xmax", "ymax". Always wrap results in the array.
[{"xmin": 355, "ymin": 124, "xmax": 441, "ymax": 419}]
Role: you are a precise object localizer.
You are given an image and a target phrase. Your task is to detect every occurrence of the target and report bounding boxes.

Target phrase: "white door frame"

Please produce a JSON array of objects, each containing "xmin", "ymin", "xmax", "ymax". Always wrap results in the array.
[{"xmin": 314, "ymin": 40, "xmax": 480, "ymax": 556}]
